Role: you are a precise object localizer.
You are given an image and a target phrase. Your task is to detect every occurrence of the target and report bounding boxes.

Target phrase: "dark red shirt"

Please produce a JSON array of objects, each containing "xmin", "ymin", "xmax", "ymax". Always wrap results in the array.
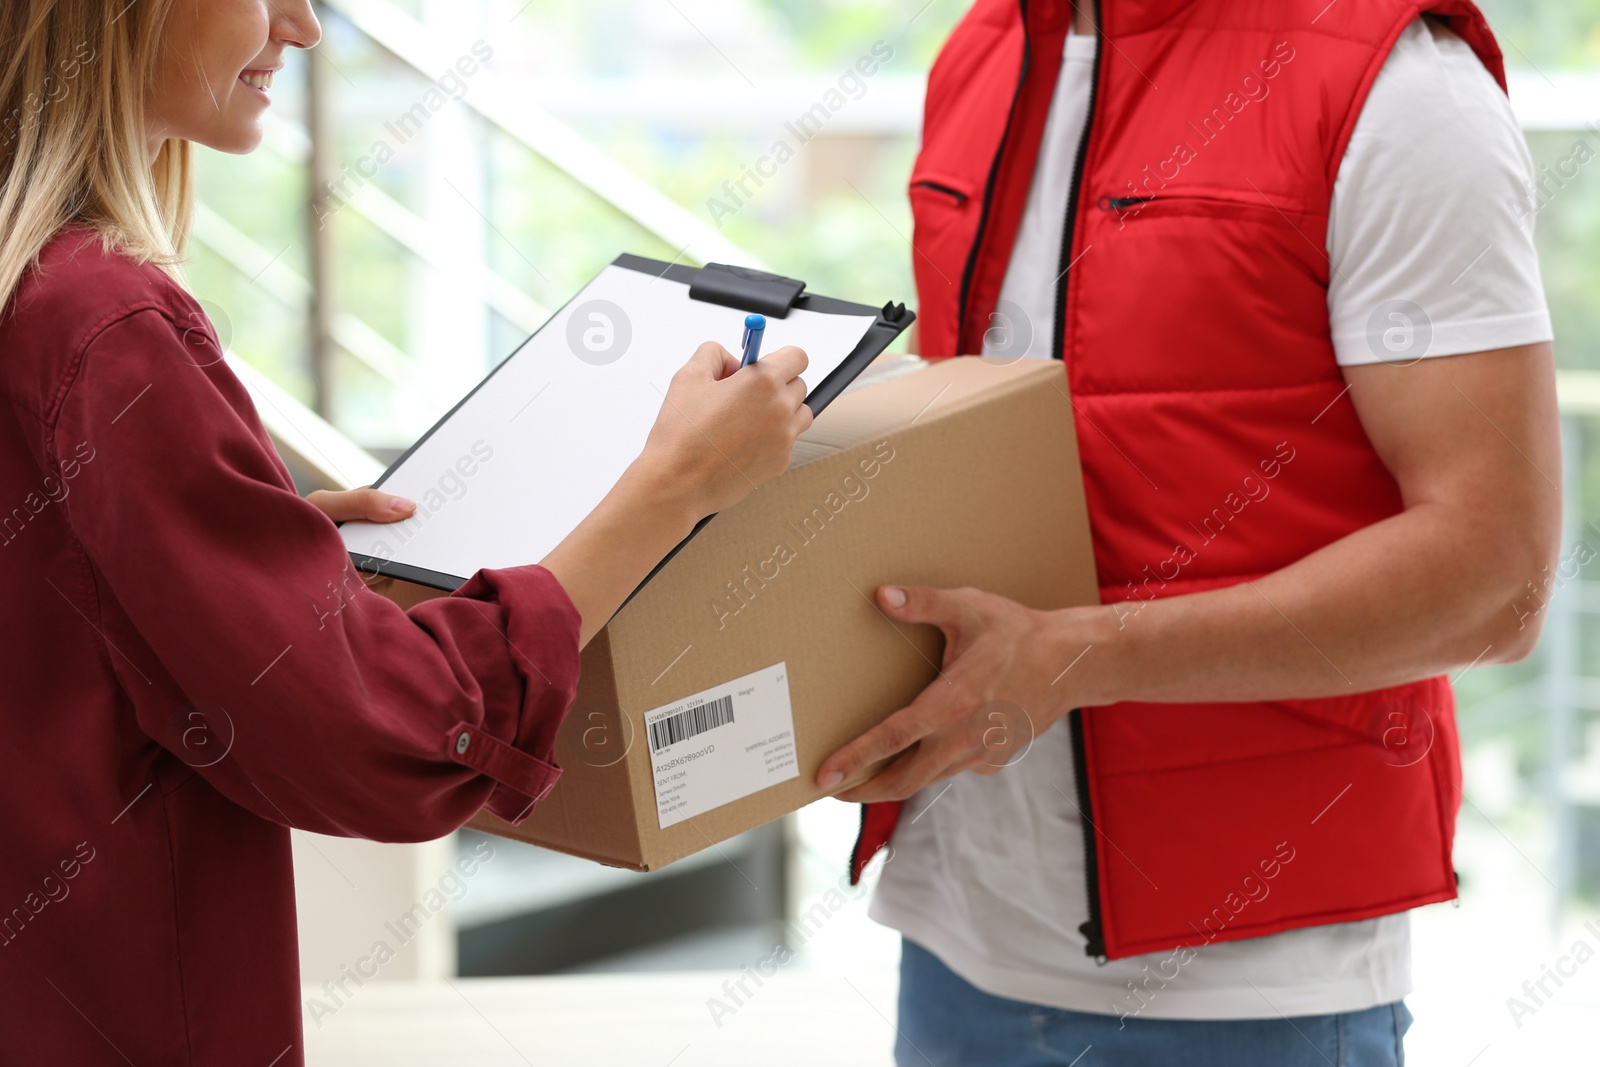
[{"xmin": 0, "ymin": 228, "xmax": 581, "ymax": 1064}]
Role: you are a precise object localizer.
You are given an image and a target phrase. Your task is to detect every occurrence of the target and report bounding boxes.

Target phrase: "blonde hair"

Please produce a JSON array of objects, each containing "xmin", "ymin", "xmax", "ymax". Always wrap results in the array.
[{"xmin": 0, "ymin": 0, "xmax": 193, "ymax": 310}]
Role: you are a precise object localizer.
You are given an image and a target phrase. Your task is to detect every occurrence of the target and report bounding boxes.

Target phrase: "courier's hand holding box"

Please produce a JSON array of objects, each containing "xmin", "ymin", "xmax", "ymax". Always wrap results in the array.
[{"xmin": 382, "ymin": 356, "xmax": 1098, "ymax": 870}]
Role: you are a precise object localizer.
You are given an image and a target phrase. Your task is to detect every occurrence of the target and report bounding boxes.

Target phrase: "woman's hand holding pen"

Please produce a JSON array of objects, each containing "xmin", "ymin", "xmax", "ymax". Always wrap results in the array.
[
  {"xmin": 632, "ymin": 339, "xmax": 812, "ymax": 520},
  {"xmin": 541, "ymin": 339, "xmax": 810, "ymax": 647}
]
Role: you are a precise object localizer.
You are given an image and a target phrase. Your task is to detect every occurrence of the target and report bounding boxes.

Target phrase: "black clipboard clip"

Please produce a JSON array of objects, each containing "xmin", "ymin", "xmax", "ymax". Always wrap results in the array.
[
  {"xmin": 617, "ymin": 250, "xmax": 914, "ymax": 419},
  {"xmin": 689, "ymin": 263, "xmax": 808, "ymax": 319}
]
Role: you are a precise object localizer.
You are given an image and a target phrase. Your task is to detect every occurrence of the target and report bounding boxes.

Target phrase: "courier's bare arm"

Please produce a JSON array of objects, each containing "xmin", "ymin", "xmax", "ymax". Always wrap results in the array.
[{"xmin": 821, "ymin": 342, "xmax": 1561, "ymax": 801}]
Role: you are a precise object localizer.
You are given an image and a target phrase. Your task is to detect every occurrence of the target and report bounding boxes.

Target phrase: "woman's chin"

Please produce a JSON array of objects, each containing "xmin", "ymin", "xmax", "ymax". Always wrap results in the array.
[{"xmin": 199, "ymin": 123, "xmax": 267, "ymax": 157}]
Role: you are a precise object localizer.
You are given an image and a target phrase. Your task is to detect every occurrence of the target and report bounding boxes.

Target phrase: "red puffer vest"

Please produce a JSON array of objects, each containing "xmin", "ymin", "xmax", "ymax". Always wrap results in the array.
[{"xmin": 853, "ymin": 0, "xmax": 1504, "ymax": 961}]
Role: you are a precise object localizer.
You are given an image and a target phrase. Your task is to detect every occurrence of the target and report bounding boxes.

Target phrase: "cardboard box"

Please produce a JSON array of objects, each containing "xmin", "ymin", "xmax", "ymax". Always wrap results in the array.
[{"xmin": 386, "ymin": 357, "xmax": 1099, "ymax": 869}]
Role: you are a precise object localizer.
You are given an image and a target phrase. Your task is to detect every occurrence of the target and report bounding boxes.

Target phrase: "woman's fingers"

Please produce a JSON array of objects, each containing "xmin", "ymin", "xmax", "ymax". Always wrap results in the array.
[
  {"xmin": 674, "ymin": 341, "xmax": 735, "ymax": 386},
  {"xmin": 305, "ymin": 487, "xmax": 416, "ymax": 524},
  {"xmin": 754, "ymin": 344, "xmax": 808, "ymax": 384},
  {"xmin": 790, "ymin": 401, "xmax": 815, "ymax": 437},
  {"xmin": 784, "ymin": 373, "xmax": 811, "ymax": 408}
]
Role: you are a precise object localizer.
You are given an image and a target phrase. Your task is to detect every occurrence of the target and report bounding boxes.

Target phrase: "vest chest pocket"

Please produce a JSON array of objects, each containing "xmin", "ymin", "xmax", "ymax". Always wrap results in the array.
[
  {"xmin": 911, "ymin": 178, "xmax": 972, "ymax": 206},
  {"xmin": 1096, "ymin": 191, "xmax": 1321, "ymax": 232},
  {"xmin": 908, "ymin": 173, "xmax": 982, "ymax": 278}
]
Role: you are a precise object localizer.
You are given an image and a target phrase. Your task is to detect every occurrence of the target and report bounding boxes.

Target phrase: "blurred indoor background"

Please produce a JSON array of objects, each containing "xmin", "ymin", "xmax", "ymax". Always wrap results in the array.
[{"xmin": 190, "ymin": 1, "xmax": 1600, "ymax": 1062}]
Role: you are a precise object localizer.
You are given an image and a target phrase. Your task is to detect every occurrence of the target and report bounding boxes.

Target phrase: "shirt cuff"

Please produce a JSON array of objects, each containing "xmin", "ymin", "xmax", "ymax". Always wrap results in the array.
[
  {"xmin": 1332, "ymin": 308, "xmax": 1553, "ymax": 365},
  {"xmin": 446, "ymin": 564, "xmax": 583, "ymax": 823},
  {"xmin": 444, "ymin": 721, "xmax": 562, "ymax": 824}
]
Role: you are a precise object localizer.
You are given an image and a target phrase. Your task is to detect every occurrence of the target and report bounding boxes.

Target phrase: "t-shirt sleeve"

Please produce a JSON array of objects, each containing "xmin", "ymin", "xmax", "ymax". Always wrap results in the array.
[
  {"xmin": 52, "ymin": 307, "xmax": 583, "ymax": 841},
  {"xmin": 1327, "ymin": 17, "xmax": 1554, "ymax": 366}
]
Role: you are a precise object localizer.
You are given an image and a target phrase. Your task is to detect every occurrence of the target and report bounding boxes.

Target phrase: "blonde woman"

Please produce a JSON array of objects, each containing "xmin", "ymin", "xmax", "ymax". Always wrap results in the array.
[{"xmin": 0, "ymin": 2, "xmax": 811, "ymax": 1062}]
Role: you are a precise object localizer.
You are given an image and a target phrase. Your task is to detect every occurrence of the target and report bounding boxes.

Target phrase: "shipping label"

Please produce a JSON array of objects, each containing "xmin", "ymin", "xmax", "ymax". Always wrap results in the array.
[{"xmin": 644, "ymin": 662, "xmax": 798, "ymax": 829}]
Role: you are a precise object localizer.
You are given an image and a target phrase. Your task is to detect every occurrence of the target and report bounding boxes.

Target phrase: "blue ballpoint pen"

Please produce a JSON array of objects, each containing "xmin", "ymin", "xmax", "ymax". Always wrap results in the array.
[{"xmin": 740, "ymin": 314, "xmax": 766, "ymax": 367}]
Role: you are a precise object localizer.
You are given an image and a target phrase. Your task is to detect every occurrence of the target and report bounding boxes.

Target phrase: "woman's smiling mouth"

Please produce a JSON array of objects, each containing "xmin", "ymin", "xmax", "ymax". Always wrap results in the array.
[{"xmin": 239, "ymin": 67, "xmax": 279, "ymax": 99}]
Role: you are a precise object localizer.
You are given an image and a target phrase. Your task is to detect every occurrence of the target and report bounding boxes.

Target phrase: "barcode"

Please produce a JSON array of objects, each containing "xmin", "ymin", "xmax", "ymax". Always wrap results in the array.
[{"xmin": 649, "ymin": 695, "xmax": 735, "ymax": 753}]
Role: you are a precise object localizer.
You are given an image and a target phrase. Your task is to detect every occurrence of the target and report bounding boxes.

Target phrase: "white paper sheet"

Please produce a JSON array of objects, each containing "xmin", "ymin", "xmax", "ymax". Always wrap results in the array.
[{"xmin": 339, "ymin": 263, "xmax": 879, "ymax": 583}]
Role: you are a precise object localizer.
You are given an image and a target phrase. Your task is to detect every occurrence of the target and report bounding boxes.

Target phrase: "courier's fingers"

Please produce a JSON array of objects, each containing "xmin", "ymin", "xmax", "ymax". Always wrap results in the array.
[
  {"xmin": 834, "ymin": 730, "xmax": 971, "ymax": 803},
  {"xmin": 817, "ymin": 679, "xmax": 965, "ymax": 790},
  {"xmin": 878, "ymin": 584, "xmax": 983, "ymax": 634},
  {"xmin": 306, "ymin": 487, "xmax": 416, "ymax": 524}
]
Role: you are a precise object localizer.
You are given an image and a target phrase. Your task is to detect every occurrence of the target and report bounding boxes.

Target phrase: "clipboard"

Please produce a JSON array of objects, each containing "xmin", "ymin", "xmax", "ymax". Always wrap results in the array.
[{"xmin": 339, "ymin": 253, "xmax": 915, "ymax": 593}]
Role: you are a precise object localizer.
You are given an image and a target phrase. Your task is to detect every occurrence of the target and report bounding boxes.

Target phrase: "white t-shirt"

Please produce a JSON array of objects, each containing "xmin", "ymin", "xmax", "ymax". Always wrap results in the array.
[{"xmin": 872, "ymin": 18, "xmax": 1553, "ymax": 1020}]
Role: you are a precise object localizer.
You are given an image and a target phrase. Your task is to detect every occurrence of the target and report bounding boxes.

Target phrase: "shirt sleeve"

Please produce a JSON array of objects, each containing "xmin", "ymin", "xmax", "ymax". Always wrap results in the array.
[
  {"xmin": 1327, "ymin": 17, "xmax": 1554, "ymax": 366},
  {"xmin": 51, "ymin": 307, "xmax": 583, "ymax": 841}
]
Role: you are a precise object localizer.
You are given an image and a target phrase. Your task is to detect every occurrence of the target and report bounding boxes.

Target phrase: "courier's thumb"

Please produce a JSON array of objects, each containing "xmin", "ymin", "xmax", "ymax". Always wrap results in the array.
[{"xmin": 878, "ymin": 584, "xmax": 960, "ymax": 626}]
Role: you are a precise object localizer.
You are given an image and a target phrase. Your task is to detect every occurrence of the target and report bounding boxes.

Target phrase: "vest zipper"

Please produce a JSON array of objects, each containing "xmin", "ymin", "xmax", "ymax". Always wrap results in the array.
[
  {"xmin": 1052, "ymin": 1, "xmax": 1102, "ymax": 363},
  {"xmin": 1099, "ymin": 195, "xmax": 1155, "ymax": 210},
  {"xmin": 1069, "ymin": 708, "xmax": 1107, "ymax": 960},
  {"xmin": 955, "ymin": 0, "xmax": 1036, "ymax": 351},
  {"xmin": 1058, "ymin": 0, "xmax": 1108, "ymax": 963}
]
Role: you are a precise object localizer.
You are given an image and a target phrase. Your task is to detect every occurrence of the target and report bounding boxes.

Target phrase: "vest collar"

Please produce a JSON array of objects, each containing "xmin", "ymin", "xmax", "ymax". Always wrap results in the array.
[{"xmin": 1021, "ymin": 0, "xmax": 1206, "ymax": 37}]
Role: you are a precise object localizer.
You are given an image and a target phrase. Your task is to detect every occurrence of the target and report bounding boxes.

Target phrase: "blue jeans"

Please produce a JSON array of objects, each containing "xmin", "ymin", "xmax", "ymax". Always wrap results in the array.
[{"xmin": 896, "ymin": 939, "xmax": 1412, "ymax": 1067}]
